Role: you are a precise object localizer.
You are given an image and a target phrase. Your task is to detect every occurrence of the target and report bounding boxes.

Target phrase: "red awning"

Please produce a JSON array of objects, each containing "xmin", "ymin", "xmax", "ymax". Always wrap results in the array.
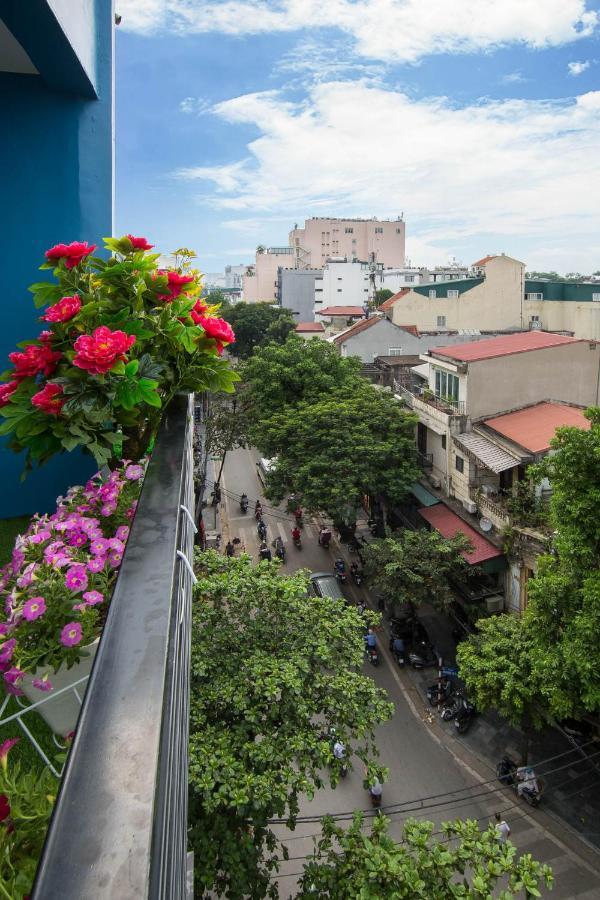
[{"xmin": 418, "ymin": 504, "xmax": 503, "ymax": 565}]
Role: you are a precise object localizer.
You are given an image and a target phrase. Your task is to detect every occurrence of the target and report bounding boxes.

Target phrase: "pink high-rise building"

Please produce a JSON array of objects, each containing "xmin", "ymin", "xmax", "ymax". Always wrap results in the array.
[{"xmin": 289, "ymin": 217, "xmax": 406, "ymax": 269}]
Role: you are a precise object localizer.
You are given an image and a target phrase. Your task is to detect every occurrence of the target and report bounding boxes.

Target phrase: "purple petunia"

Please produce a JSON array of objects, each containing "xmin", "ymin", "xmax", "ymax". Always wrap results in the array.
[
  {"xmin": 32, "ymin": 675, "xmax": 53, "ymax": 692},
  {"xmin": 101, "ymin": 502, "xmax": 117, "ymax": 517},
  {"xmin": 0, "ymin": 640, "xmax": 16, "ymax": 668},
  {"xmin": 3, "ymin": 666, "xmax": 24, "ymax": 686},
  {"xmin": 66, "ymin": 529, "xmax": 88, "ymax": 548},
  {"xmin": 124, "ymin": 464, "xmax": 144, "ymax": 481},
  {"xmin": 107, "ymin": 538, "xmax": 125, "ymax": 553},
  {"xmin": 22, "ymin": 596, "xmax": 46, "ymax": 621},
  {"xmin": 90, "ymin": 538, "xmax": 109, "ymax": 557},
  {"xmin": 87, "ymin": 555, "xmax": 107, "ymax": 574},
  {"xmin": 65, "ymin": 565, "xmax": 88, "ymax": 593},
  {"xmin": 82, "ymin": 590, "xmax": 104, "ymax": 606},
  {"xmin": 107, "ymin": 549, "xmax": 122, "ymax": 569},
  {"xmin": 60, "ymin": 622, "xmax": 83, "ymax": 648},
  {"xmin": 115, "ymin": 525, "xmax": 130, "ymax": 542}
]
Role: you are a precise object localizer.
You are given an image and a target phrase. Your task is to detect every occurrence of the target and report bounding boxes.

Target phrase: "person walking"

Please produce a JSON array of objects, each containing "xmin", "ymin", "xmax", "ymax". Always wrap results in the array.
[
  {"xmin": 225, "ymin": 540, "xmax": 235, "ymax": 558},
  {"xmin": 495, "ymin": 813, "xmax": 511, "ymax": 843}
]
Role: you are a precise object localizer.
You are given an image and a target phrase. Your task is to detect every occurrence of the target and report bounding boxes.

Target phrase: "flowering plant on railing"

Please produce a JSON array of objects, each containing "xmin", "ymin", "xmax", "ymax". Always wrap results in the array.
[
  {"xmin": 0, "ymin": 738, "xmax": 55, "ymax": 899},
  {"xmin": 0, "ymin": 459, "xmax": 146, "ymax": 693},
  {"xmin": 0, "ymin": 236, "xmax": 237, "ymax": 470}
]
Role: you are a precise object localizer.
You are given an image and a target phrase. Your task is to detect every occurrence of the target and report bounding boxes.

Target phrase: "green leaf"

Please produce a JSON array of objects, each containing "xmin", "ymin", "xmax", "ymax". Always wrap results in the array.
[
  {"xmin": 28, "ymin": 281, "xmax": 63, "ymax": 308},
  {"xmin": 110, "ymin": 360, "xmax": 126, "ymax": 376},
  {"xmin": 60, "ymin": 434, "xmax": 81, "ymax": 451},
  {"xmin": 125, "ymin": 359, "xmax": 139, "ymax": 377}
]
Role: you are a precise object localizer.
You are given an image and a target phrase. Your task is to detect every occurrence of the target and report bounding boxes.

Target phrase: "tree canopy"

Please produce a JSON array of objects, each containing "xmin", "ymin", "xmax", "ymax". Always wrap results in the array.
[
  {"xmin": 375, "ymin": 288, "xmax": 394, "ymax": 305},
  {"xmin": 298, "ymin": 812, "xmax": 552, "ymax": 899},
  {"xmin": 362, "ymin": 529, "xmax": 473, "ymax": 611},
  {"xmin": 188, "ymin": 552, "xmax": 392, "ymax": 898},
  {"xmin": 220, "ymin": 302, "xmax": 296, "ymax": 359}
]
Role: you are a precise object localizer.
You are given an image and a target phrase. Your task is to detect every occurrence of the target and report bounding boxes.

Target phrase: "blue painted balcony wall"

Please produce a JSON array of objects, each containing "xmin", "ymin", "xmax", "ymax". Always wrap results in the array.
[{"xmin": 0, "ymin": 0, "xmax": 114, "ymax": 516}]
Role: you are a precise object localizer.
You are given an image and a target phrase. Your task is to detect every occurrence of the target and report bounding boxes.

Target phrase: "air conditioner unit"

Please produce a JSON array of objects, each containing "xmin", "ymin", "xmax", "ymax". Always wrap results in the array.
[
  {"xmin": 462, "ymin": 499, "xmax": 477, "ymax": 514},
  {"xmin": 485, "ymin": 596, "xmax": 504, "ymax": 614},
  {"xmin": 428, "ymin": 475, "xmax": 441, "ymax": 489}
]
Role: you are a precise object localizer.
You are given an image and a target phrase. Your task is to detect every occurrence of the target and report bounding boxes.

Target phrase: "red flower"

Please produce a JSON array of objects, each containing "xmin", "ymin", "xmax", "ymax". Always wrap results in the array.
[
  {"xmin": 41, "ymin": 294, "xmax": 81, "ymax": 323},
  {"xmin": 45, "ymin": 242, "xmax": 96, "ymax": 269},
  {"xmin": 9, "ymin": 344, "xmax": 61, "ymax": 379},
  {"xmin": 126, "ymin": 235, "xmax": 154, "ymax": 251},
  {"xmin": 73, "ymin": 326, "xmax": 136, "ymax": 375},
  {"xmin": 198, "ymin": 316, "xmax": 235, "ymax": 353},
  {"xmin": 32, "ymin": 383, "xmax": 64, "ymax": 415},
  {"xmin": 38, "ymin": 331, "xmax": 54, "ymax": 342},
  {"xmin": 156, "ymin": 270, "xmax": 195, "ymax": 302},
  {"xmin": 0, "ymin": 382, "xmax": 18, "ymax": 407},
  {"xmin": 0, "ymin": 794, "xmax": 9, "ymax": 823},
  {"xmin": 190, "ymin": 300, "xmax": 209, "ymax": 325}
]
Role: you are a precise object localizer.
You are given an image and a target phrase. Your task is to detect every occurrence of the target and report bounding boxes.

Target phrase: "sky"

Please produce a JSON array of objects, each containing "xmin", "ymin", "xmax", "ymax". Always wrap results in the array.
[{"xmin": 115, "ymin": 0, "xmax": 600, "ymax": 274}]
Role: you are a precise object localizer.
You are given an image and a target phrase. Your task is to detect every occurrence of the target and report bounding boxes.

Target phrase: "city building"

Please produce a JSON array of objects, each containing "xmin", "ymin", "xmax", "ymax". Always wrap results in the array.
[
  {"xmin": 294, "ymin": 322, "xmax": 326, "ymax": 340},
  {"xmin": 315, "ymin": 306, "xmax": 366, "ymax": 334},
  {"xmin": 314, "ymin": 258, "xmax": 374, "ymax": 314},
  {"xmin": 242, "ymin": 247, "xmax": 294, "ymax": 302},
  {"xmin": 384, "ymin": 254, "xmax": 600, "ymax": 341},
  {"xmin": 277, "ymin": 267, "xmax": 323, "ymax": 321},
  {"xmin": 374, "ymin": 264, "xmax": 470, "ymax": 294},
  {"xmin": 290, "ymin": 217, "xmax": 406, "ymax": 269},
  {"xmin": 395, "ymin": 331, "xmax": 599, "ymax": 611},
  {"xmin": 0, "ymin": 0, "xmax": 114, "ymax": 515}
]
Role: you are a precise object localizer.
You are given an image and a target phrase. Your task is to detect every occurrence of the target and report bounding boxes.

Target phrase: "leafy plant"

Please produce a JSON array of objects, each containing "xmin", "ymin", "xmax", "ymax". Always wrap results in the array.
[
  {"xmin": 0, "ymin": 235, "xmax": 238, "ymax": 471},
  {"xmin": 220, "ymin": 302, "xmax": 296, "ymax": 359}
]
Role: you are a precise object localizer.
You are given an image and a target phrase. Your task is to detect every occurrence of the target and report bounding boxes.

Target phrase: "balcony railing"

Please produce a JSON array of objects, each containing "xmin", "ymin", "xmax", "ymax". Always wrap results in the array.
[
  {"xmin": 393, "ymin": 381, "xmax": 465, "ymax": 416},
  {"xmin": 417, "ymin": 450, "xmax": 433, "ymax": 469},
  {"xmin": 32, "ymin": 394, "xmax": 196, "ymax": 900},
  {"xmin": 469, "ymin": 486, "xmax": 511, "ymax": 525}
]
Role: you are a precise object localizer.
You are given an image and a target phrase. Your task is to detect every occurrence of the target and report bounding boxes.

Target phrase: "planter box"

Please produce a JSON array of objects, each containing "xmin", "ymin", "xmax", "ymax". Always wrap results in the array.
[{"xmin": 20, "ymin": 639, "xmax": 99, "ymax": 736}]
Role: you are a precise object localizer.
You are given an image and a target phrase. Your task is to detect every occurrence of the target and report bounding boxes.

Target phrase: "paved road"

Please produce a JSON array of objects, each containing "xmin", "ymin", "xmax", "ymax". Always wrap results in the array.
[{"xmin": 217, "ymin": 447, "xmax": 600, "ymax": 898}]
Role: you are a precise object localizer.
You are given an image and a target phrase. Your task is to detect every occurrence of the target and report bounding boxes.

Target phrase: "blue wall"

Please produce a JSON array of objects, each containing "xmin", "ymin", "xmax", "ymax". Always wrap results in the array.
[{"xmin": 0, "ymin": 0, "xmax": 114, "ymax": 516}]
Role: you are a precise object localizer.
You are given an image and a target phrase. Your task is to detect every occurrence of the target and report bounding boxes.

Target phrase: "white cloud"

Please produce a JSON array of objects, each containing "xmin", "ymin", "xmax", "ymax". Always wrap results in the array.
[
  {"xmin": 179, "ymin": 96, "xmax": 213, "ymax": 114},
  {"xmin": 174, "ymin": 82, "xmax": 600, "ymax": 267},
  {"xmin": 501, "ymin": 71, "xmax": 526, "ymax": 84},
  {"xmin": 568, "ymin": 59, "xmax": 591, "ymax": 75},
  {"xmin": 118, "ymin": 0, "xmax": 598, "ymax": 62}
]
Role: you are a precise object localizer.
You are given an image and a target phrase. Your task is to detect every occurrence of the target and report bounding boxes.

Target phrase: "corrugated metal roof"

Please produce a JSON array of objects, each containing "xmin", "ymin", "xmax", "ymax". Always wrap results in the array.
[
  {"xmin": 316, "ymin": 306, "xmax": 365, "ymax": 316},
  {"xmin": 484, "ymin": 402, "xmax": 591, "ymax": 453},
  {"xmin": 418, "ymin": 504, "xmax": 503, "ymax": 565},
  {"xmin": 431, "ymin": 331, "xmax": 580, "ymax": 362},
  {"xmin": 454, "ymin": 432, "xmax": 518, "ymax": 473}
]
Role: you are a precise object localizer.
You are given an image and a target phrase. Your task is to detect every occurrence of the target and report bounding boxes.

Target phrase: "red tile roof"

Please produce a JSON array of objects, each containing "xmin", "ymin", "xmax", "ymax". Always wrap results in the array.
[
  {"xmin": 418, "ymin": 504, "xmax": 503, "ymax": 565},
  {"xmin": 471, "ymin": 255, "xmax": 497, "ymax": 267},
  {"xmin": 333, "ymin": 316, "xmax": 380, "ymax": 344},
  {"xmin": 295, "ymin": 322, "xmax": 325, "ymax": 332},
  {"xmin": 396, "ymin": 324, "xmax": 419, "ymax": 336},
  {"xmin": 378, "ymin": 288, "xmax": 410, "ymax": 311},
  {"xmin": 484, "ymin": 402, "xmax": 590, "ymax": 454},
  {"xmin": 316, "ymin": 306, "xmax": 365, "ymax": 317},
  {"xmin": 430, "ymin": 331, "xmax": 580, "ymax": 362}
]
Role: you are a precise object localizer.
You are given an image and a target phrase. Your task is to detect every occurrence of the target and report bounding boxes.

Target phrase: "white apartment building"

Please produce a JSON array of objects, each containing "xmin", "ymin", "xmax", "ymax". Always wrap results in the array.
[
  {"xmin": 289, "ymin": 217, "xmax": 406, "ymax": 269},
  {"xmin": 314, "ymin": 258, "xmax": 372, "ymax": 314}
]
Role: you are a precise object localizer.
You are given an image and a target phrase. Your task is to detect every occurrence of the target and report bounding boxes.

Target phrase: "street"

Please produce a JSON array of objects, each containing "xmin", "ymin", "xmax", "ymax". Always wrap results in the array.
[{"xmin": 216, "ymin": 447, "xmax": 600, "ymax": 898}]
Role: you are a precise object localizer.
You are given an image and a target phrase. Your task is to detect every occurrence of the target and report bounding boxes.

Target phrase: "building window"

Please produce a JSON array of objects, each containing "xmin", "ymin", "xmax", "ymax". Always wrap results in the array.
[
  {"xmin": 441, "ymin": 434, "xmax": 446, "ymax": 450},
  {"xmin": 525, "ymin": 292, "xmax": 543, "ymax": 300},
  {"xmin": 434, "ymin": 368, "xmax": 459, "ymax": 401},
  {"xmin": 337, "ymin": 277, "xmax": 343, "ymax": 281},
  {"xmin": 388, "ymin": 347, "xmax": 402, "ymax": 354},
  {"xmin": 337, "ymin": 288, "xmax": 342, "ymax": 292},
  {"xmin": 447, "ymin": 289, "xmax": 459, "ymax": 298},
  {"xmin": 405, "ymin": 275, "xmax": 414, "ymax": 282},
  {"xmin": 593, "ymin": 293, "xmax": 600, "ymax": 302},
  {"xmin": 455, "ymin": 455, "xmax": 464, "ymax": 473},
  {"xmin": 429, "ymin": 289, "xmax": 437, "ymax": 299},
  {"xmin": 437, "ymin": 315, "xmax": 446, "ymax": 327},
  {"xmin": 345, "ymin": 227, "xmax": 353, "ymax": 234},
  {"xmin": 375, "ymin": 227, "xmax": 383, "ymax": 233},
  {"xmin": 396, "ymin": 227, "xmax": 402, "ymax": 233}
]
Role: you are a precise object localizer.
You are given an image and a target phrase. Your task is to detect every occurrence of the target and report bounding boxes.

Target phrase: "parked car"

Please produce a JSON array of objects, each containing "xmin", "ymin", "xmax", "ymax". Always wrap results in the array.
[
  {"xmin": 310, "ymin": 572, "xmax": 346, "ymax": 602},
  {"xmin": 256, "ymin": 457, "xmax": 276, "ymax": 485}
]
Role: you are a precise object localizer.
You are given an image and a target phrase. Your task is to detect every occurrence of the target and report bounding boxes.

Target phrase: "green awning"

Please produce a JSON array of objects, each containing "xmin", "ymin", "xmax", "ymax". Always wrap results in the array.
[
  {"xmin": 410, "ymin": 482, "xmax": 440, "ymax": 508},
  {"xmin": 480, "ymin": 555, "xmax": 508, "ymax": 574}
]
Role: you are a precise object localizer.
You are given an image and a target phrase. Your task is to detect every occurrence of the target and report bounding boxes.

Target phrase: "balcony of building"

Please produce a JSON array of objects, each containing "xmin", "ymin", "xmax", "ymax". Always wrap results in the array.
[{"xmin": 394, "ymin": 379, "xmax": 466, "ymax": 421}]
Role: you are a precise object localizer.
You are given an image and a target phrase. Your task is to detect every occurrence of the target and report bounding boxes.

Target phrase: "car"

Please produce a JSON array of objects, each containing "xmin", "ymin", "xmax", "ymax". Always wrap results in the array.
[
  {"xmin": 310, "ymin": 572, "xmax": 346, "ymax": 602},
  {"xmin": 256, "ymin": 457, "xmax": 276, "ymax": 485}
]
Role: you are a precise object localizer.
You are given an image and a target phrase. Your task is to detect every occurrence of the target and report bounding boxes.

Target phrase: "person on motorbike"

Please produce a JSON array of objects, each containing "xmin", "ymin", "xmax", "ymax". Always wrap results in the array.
[
  {"xmin": 334, "ymin": 558, "xmax": 346, "ymax": 573},
  {"xmin": 319, "ymin": 526, "xmax": 332, "ymax": 547},
  {"xmin": 291, "ymin": 525, "xmax": 301, "ymax": 542},
  {"xmin": 274, "ymin": 536, "xmax": 286, "ymax": 560},
  {"xmin": 240, "ymin": 493, "xmax": 248, "ymax": 510},
  {"xmin": 365, "ymin": 629, "xmax": 377, "ymax": 650},
  {"xmin": 392, "ymin": 636, "xmax": 405, "ymax": 658},
  {"xmin": 294, "ymin": 506, "xmax": 303, "ymax": 524},
  {"xmin": 259, "ymin": 542, "xmax": 272, "ymax": 562},
  {"xmin": 516, "ymin": 766, "xmax": 539, "ymax": 798}
]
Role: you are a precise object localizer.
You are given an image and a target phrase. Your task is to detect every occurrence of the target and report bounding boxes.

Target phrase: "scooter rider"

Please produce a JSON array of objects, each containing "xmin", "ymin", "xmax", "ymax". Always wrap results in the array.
[
  {"xmin": 392, "ymin": 636, "xmax": 405, "ymax": 660},
  {"xmin": 259, "ymin": 542, "xmax": 272, "ymax": 562},
  {"xmin": 240, "ymin": 493, "xmax": 249, "ymax": 512},
  {"xmin": 319, "ymin": 526, "xmax": 332, "ymax": 547},
  {"xmin": 365, "ymin": 629, "xmax": 377, "ymax": 650},
  {"xmin": 516, "ymin": 766, "xmax": 539, "ymax": 799}
]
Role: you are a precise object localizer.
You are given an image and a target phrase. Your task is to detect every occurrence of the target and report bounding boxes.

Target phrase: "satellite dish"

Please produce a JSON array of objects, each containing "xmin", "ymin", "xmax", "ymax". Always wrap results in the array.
[{"xmin": 479, "ymin": 517, "xmax": 493, "ymax": 533}]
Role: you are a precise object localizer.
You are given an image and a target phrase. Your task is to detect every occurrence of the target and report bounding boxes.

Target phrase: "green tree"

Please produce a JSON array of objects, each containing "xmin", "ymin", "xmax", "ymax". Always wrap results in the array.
[
  {"xmin": 221, "ymin": 303, "xmax": 296, "ymax": 359},
  {"xmin": 375, "ymin": 288, "xmax": 394, "ymax": 305},
  {"xmin": 254, "ymin": 385, "xmax": 418, "ymax": 531},
  {"xmin": 297, "ymin": 812, "xmax": 553, "ymax": 899},
  {"xmin": 188, "ymin": 552, "xmax": 392, "ymax": 899},
  {"xmin": 362, "ymin": 529, "xmax": 474, "ymax": 612},
  {"xmin": 203, "ymin": 386, "xmax": 251, "ymax": 489},
  {"xmin": 242, "ymin": 335, "xmax": 362, "ymax": 415},
  {"xmin": 457, "ymin": 614, "xmax": 545, "ymax": 762}
]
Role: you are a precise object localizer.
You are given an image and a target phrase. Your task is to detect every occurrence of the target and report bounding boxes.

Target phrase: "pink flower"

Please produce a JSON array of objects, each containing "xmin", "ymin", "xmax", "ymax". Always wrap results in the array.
[
  {"xmin": 107, "ymin": 538, "xmax": 124, "ymax": 553},
  {"xmin": 60, "ymin": 622, "xmax": 83, "ymax": 647},
  {"xmin": 156, "ymin": 270, "xmax": 195, "ymax": 302},
  {"xmin": 73, "ymin": 326, "xmax": 136, "ymax": 375},
  {"xmin": 9, "ymin": 344, "xmax": 61, "ymax": 379},
  {"xmin": 44, "ymin": 540, "xmax": 65, "ymax": 559},
  {"xmin": 3, "ymin": 667, "xmax": 24, "ymax": 687},
  {"xmin": 41, "ymin": 295, "xmax": 81, "ymax": 323},
  {"xmin": 0, "ymin": 381, "xmax": 19, "ymax": 407},
  {"xmin": 17, "ymin": 563, "xmax": 38, "ymax": 589},
  {"xmin": 101, "ymin": 503, "xmax": 117, "ymax": 517},
  {"xmin": 124, "ymin": 464, "xmax": 144, "ymax": 481},
  {"xmin": 197, "ymin": 315, "xmax": 235, "ymax": 353},
  {"xmin": 107, "ymin": 550, "xmax": 122, "ymax": 568},
  {"xmin": 189, "ymin": 299, "xmax": 209, "ymax": 325},
  {"xmin": 66, "ymin": 529, "xmax": 88, "ymax": 548},
  {"xmin": 90, "ymin": 538, "xmax": 109, "ymax": 556},
  {"xmin": 87, "ymin": 556, "xmax": 106, "ymax": 574},
  {"xmin": 82, "ymin": 590, "xmax": 104, "ymax": 606},
  {"xmin": 0, "ymin": 738, "xmax": 19, "ymax": 772},
  {"xmin": 0, "ymin": 640, "xmax": 16, "ymax": 667},
  {"xmin": 45, "ymin": 241, "xmax": 96, "ymax": 269},
  {"xmin": 65, "ymin": 565, "xmax": 88, "ymax": 593},
  {"xmin": 38, "ymin": 329, "xmax": 54, "ymax": 342},
  {"xmin": 0, "ymin": 794, "xmax": 10, "ymax": 822},
  {"xmin": 22, "ymin": 596, "xmax": 46, "ymax": 621},
  {"xmin": 126, "ymin": 503, "xmax": 138, "ymax": 520},
  {"xmin": 32, "ymin": 383, "xmax": 64, "ymax": 416},
  {"xmin": 32, "ymin": 676, "xmax": 53, "ymax": 693},
  {"xmin": 126, "ymin": 235, "xmax": 154, "ymax": 251},
  {"xmin": 11, "ymin": 549, "xmax": 24, "ymax": 574},
  {"xmin": 115, "ymin": 525, "xmax": 130, "ymax": 542}
]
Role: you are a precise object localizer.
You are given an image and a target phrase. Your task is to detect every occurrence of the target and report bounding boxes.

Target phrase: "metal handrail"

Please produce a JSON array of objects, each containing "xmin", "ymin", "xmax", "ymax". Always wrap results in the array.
[{"xmin": 31, "ymin": 394, "xmax": 195, "ymax": 900}]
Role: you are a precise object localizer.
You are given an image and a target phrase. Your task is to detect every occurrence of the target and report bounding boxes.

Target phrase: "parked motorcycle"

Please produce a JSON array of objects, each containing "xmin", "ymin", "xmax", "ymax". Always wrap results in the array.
[
  {"xmin": 426, "ymin": 677, "xmax": 454, "ymax": 707},
  {"xmin": 408, "ymin": 641, "xmax": 439, "ymax": 669},
  {"xmin": 496, "ymin": 756, "xmax": 543, "ymax": 807},
  {"xmin": 439, "ymin": 690, "xmax": 466, "ymax": 721},
  {"xmin": 334, "ymin": 558, "xmax": 347, "ymax": 584},
  {"xmin": 454, "ymin": 696, "xmax": 478, "ymax": 734},
  {"xmin": 240, "ymin": 494, "xmax": 249, "ymax": 513}
]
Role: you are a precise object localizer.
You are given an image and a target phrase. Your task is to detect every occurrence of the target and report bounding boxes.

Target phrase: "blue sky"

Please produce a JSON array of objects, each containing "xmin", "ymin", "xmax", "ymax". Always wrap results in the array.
[{"xmin": 116, "ymin": 0, "xmax": 600, "ymax": 274}]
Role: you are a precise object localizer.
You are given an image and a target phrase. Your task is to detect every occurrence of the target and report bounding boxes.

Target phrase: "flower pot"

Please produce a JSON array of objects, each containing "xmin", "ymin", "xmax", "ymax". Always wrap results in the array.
[{"xmin": 20, "ymin": 639, "xmax": 99, "ymax": 736}]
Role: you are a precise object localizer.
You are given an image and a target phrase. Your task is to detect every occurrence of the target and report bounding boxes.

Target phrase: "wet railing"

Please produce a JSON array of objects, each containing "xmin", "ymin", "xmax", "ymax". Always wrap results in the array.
[{"xmin": 31, "ymin": 394, "xmax": 196, "ymax": 900}]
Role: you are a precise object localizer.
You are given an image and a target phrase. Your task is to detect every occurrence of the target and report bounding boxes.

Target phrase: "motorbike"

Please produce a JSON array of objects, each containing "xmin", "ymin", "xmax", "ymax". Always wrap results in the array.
[
  {"xmin": 292, "ymin": 532, "xmax": 302, "ymax": 549},
  {"xmin": 426, "ymin": 677, "xmax": 454, "ymax": 707},
  {"xmin": 365, "ymin": 644, "xmax": 380, "ymax": 667},
  {"xmin": 334, "ymin": 559, "xmax": 347, "ymax": 584},
  {"xmin": 318, "ymin": 529, "xmax": 332, "ymax": 548},
  {"xmin": 454, "ymin": 696, "xmax": 478, "ymax": 734},
  {"xmin": 240, "ymin": 494, "xmax": 249, "ymax": 513},
  {"xmin": 439, "ymin": 690, "xmax": 466, "ymax": 721},
  {"xmin": 368, "ymin": 785, "xmax": 383, "ymax": 808},
  {"xmin": 496, "ymin": 756, "xmax": 542, "ymax": 807},
  {"xmin": 408, "ymin": 640, "xmax": 439, "ymax": 669},
  {"xmin": 294, "ymin": 509, "xmax": 304, "ymax": 529},
  {"xmin": 255, "ymin": 507, "xmax": 263, "ymax": 521},
  {"xmin": 390, "ymin": 640, "xmax": 406, "ymax": 667},
  {"xmin": 274, "ymin": 541, "xmax": 286, "ymax": 563},
  {"xmin": 350, "ymin": 565, "xmax": 363, "ymax": 586},
  {"xmin": 257, "ymin": 520, "xmax": 267, "ymax": 541}
]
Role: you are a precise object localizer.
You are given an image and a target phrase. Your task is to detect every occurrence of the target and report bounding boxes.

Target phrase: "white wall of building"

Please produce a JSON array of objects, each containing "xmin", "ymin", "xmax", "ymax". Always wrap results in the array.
[{"xmin": 314, "ymin": 259, "xmax": 371, "ymax": 313}]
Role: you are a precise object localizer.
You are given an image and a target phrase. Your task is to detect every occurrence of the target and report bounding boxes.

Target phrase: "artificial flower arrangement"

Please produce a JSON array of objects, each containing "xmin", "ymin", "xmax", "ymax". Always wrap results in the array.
[
  {"xmin": 0, "ymin": 236, "xmax": 237, "ymax": 470},
  {"xmin": 0, "ymin": 459, "xmax": 146, "ymax": 698}
]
